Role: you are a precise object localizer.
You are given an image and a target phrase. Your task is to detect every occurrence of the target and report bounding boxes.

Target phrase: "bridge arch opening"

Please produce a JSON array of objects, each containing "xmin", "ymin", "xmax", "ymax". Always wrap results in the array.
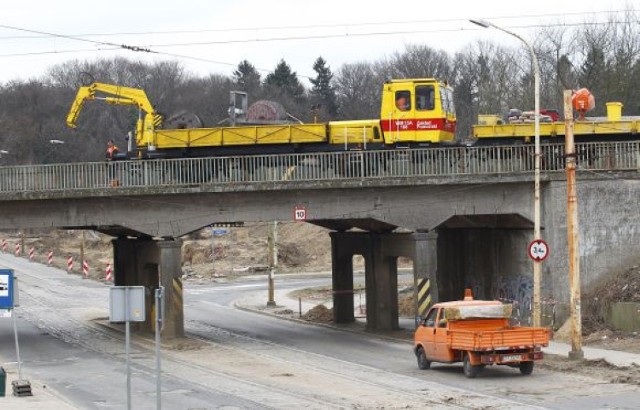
[{"xmin": 434, "ymin": 213, "xmax": 535, "ymax": 323}]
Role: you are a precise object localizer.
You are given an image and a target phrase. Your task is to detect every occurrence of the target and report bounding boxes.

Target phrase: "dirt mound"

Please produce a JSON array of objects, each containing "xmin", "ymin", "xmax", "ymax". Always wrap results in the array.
[{"xmin": 302, "ymin": 304, "xmax": 333, "ymax": 323}]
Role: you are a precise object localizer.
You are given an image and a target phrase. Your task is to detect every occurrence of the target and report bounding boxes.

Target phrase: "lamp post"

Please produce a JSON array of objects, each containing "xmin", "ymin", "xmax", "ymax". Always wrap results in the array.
[{"xmin": 470, "ymin": 19, "xmax": 542, "ymax": 327}]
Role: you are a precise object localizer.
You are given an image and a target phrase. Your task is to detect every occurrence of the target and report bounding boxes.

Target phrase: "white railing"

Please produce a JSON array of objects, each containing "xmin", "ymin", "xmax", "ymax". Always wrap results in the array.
[{"xmin": 0, "ymin": 142, "xmax": 638, "ymax": 194}]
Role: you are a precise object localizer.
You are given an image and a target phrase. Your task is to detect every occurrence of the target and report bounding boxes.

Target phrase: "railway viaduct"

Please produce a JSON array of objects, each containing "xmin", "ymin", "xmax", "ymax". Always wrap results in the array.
[{"xmin": 1, "ymin": 143, "xmax": 639, "ymax": 337}]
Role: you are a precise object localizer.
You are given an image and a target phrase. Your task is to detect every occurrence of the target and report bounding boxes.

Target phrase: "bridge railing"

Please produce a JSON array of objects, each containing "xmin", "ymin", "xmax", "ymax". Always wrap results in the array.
[{"xmin": 0, "ymin": 141, "xmax": 638, "ymax": 194}]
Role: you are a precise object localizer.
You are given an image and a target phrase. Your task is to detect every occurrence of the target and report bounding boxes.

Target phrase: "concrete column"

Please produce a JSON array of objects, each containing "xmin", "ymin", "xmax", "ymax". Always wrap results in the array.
[
  {"xmin": 330, "ymin": 232, "xmax": 355, "ymax": 324},
  {"xmin": 157, "ymin": 239, "xmax": 184, "ymax": 339},
  {"xmin": 413, "ymin": 231, "xmax": 439, "ymax": 322},
  {"xmin": 365, "ymin": 235, "xmax": 399, "ymax": 330},
  {"xmin": 111, "ymin": 237, "xmax": 184, "ymax": 338}
]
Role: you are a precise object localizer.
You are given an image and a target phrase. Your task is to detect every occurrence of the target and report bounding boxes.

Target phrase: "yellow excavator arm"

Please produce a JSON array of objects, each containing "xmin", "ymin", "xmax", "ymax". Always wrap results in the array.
[{"xmin": 66, "ymin": 82, "xmax": 163, "ymax": 149}]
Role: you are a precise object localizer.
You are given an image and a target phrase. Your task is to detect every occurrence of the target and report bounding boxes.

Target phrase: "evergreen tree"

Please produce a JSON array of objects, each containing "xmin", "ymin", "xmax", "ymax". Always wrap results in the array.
[
  {"xmin": 232, "ymin": 60, "xmax": 261, "ymax": 92},
  {"xmin": 264, "ymin": 59, "xmax": 304, "ymax": 98},
  {"xmin": 310, "ymin": 57, "xmax": 338, "ymax": 117}
]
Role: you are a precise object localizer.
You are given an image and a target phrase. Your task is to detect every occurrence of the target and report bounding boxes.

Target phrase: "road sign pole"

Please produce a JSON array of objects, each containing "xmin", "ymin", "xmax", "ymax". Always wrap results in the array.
[
  {"xmin": 12, "ymin": 307, "xmax": 22, "ymax": 380},
  {"xmin": 210, "ymin": 226, "xmax": 215, "ymax": 276},
  {"xmin": 267, "ymin": 221, "xmax": 277, "ymax": 306},
  {"xmin": 125, "ymin": 287, "xmax": 131, "ymax": 410},
  {"xmin": 155, "ymin": 287, "xmax": 164, "ymax": 410}
]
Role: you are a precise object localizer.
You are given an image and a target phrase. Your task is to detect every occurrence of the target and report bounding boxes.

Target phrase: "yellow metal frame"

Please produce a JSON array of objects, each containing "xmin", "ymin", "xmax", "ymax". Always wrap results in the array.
[{"xmin": 473, "ymin": 120, "xmax": 639, "ymax": 140}]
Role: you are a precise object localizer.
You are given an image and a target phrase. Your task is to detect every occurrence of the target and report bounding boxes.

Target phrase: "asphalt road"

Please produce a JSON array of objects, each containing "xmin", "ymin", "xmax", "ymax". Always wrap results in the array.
[{"xmin": 1, "ymin": 253, "xmax": 639, "ymax": 409}]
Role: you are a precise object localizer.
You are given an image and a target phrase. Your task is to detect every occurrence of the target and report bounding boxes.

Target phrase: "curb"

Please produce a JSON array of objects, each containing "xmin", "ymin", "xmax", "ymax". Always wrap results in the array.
[{"xmin": 234, "ymin": 301, "xmax": 414, "ymax": 345}]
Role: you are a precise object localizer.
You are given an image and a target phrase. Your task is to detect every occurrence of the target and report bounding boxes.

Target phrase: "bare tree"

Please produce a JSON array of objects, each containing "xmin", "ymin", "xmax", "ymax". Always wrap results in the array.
[{"xmin": 334, "ymin": 62, "xmax": 379, "ymax": 120}]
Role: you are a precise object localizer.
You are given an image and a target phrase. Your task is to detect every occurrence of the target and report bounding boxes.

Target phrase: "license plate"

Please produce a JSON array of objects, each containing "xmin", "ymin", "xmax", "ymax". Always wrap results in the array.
[{"xmin": 502, "ymin": 355, "xmax": 522, "ymax": 362}]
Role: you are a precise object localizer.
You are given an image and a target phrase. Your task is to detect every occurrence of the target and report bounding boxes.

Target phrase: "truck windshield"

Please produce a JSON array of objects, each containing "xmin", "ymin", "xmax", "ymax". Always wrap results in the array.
[{"xmin": 424, "ymin": 308, "xmax": 438, "ymax": 327}]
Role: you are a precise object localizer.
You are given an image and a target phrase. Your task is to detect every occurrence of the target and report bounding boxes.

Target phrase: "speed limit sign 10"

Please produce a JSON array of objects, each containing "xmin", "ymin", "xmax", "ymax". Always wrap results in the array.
[
  {"xmin": 528, "ymin": 239, "xmax": 549, "ymax": 261},
  {"xmin": 294, "ymin": 206, "xmax": 307, "ymax": 222}
]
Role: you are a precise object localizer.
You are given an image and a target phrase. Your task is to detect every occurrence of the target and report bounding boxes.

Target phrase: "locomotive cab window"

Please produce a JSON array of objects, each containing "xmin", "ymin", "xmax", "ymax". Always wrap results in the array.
[
  {"xmin": 416, "ymin": 85, "xmax": 435, "ymax": 111},
  {"xmin": 440, "ymin": 85, "xmax": 455, "ymax": 115},
  {"xmin": 395, "ymin": 90, "xmax": 411, "ymax": 111}
]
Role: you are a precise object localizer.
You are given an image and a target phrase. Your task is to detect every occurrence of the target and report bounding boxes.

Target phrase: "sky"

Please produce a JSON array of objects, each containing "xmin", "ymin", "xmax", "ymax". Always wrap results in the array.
[{"xmin": 0, "ymin": 0, "xmax": 636, "ymax": 85}]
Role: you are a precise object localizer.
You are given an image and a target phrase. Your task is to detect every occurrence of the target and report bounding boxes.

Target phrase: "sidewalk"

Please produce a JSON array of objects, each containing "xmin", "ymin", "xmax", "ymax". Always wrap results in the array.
[
  {"xmin": 544, "ymin": 341, "xmax": 640, "ymax": 367},
  {"xmin": 0, "ymin": 364, "xmax": 75, "ymax": 409},
  {"xmin": 238, "ymin": 286, "xmax": 640, "ymax": 369}
]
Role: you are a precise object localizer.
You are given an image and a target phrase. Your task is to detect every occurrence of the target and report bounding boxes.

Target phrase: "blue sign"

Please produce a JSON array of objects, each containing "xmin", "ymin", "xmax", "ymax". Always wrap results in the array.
[
  {"xmin": 0, "ymin": 269, "xmax": 14, "ymax": 309},
  {"xmin": 212, "ymin": 229, "xmax": 228, "ymax": 236}
]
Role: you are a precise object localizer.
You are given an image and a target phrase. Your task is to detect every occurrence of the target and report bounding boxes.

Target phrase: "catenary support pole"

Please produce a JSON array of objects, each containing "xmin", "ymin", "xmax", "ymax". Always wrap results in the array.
[{"xmin": 564, "ymin": 89, "xmax": 584, "ymax": 359}]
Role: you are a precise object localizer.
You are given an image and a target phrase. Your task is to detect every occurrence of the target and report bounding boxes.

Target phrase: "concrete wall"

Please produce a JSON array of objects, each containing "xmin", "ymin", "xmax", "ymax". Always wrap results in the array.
[{"xmin": 545, "ymin": 178, "xmax": 640, "ymax": 303}]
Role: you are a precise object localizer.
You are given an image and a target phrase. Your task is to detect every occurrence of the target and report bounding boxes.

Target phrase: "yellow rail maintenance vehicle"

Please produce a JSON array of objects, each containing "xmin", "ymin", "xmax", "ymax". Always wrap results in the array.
[{"xmin": 66, "ymin": 79, "xmax": 457, "ymax": 160}]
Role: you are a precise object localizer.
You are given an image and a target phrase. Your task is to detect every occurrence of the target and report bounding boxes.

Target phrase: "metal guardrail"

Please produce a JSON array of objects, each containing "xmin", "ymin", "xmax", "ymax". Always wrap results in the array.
[{"xmin": 0, "ymin": 142, "xmax": 638, "ymax": 194}]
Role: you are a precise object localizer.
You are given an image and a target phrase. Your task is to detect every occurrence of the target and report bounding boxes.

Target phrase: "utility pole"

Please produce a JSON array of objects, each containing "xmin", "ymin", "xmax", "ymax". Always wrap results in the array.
[
  {"xmin": 210, "ymin": 226, "xmax": 215, "ymax": 276},
  {"xmin": 80, "ymin": 230, "xmax": 85, "ymax": 276},
  {"xmin": 267, "ymin": 221, "xmax": 278, "ymax": 306},
  {"xmin": 564, "ymin": 89, "xmax": 584, "ymax": 359}
]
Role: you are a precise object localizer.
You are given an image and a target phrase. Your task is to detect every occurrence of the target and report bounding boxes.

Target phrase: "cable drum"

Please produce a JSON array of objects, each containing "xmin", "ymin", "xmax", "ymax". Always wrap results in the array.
[{"xmin": 246, "ymin": 100, "xmax": 288, "ymax": 122}]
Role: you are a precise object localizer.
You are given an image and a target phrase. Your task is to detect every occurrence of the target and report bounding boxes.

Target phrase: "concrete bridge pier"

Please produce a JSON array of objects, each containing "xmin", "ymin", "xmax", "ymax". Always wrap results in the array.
[
  {"xmin": 330, "ymin": 231, "xmax": 438, "ymax": 331},
  {"xmin": 112, "ymin": 237, "xmax": 184, "ymax": 338}
]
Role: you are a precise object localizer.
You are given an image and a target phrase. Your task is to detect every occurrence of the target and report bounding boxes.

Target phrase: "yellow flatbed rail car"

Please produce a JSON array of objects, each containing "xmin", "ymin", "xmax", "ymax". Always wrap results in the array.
[{"xmin": 473, "ymin": 119, "xmax": 640, "ymax": 142}]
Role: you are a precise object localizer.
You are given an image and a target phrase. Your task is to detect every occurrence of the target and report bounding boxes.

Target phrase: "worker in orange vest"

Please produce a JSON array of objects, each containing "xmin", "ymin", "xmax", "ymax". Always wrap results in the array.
[
  {"xmin": 105, "ymin": 139, "xmax": 120, "ymax": 186},
  {"xmin": 106, "ymin": 139, "xmax": 119, "ymax": 160}
]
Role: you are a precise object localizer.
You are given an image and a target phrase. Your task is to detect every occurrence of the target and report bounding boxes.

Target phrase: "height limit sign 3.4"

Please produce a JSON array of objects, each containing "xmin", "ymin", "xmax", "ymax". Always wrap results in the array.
[{"xmin": 528, "ymin": 239, "xmax": 549, "ymax": 262}]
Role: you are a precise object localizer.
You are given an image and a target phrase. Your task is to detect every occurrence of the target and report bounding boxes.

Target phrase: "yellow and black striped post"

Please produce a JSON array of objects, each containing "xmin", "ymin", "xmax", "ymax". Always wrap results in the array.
[{"xmin": 415, "ymin": 277, "xmax": 432, "ymax": 321}]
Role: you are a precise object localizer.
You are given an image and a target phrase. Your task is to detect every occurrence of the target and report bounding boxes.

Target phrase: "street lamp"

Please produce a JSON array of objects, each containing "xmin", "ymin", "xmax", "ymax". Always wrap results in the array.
[{"xmin": 470, "ymin": 19, "xmax": 542, "ymax": 327}]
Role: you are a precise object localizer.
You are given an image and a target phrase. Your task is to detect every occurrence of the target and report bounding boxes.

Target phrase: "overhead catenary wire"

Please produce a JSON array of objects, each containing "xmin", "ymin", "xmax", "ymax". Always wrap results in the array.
[
  {"xmin": 0, "ymin": 9, "xmax": 637, "ymax": 76},
  {"xmin": 0, "ymin": 9, "xmax": 636, "ymax": 40}
]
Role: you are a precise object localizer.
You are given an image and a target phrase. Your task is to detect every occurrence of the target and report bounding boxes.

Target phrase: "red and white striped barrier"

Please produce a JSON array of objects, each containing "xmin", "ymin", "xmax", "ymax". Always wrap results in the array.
[
  {"xmin": 82, "ymin": 260, "xmax": 89, "ymax": 279},
  {"xmin": 105, "ymin": 263, "xmax": 113, "ymax": 282},
  {"xmin": 1, "ymin": 239, "xmax": 6, "ymax": 252},
  {"xmin": 48, "ymin": 250, "xmax": 53, "ymax": 265},
  {"xmin": 67, "ymin": 255, "xmax": 73, "ymax": 272},
  {"xmin": 15, "ymin": 243, "xmax": 21, "ymax": 257},
  {"xmin": 28, "ymin": 246, "xmax": 34, "ymax": 261}
]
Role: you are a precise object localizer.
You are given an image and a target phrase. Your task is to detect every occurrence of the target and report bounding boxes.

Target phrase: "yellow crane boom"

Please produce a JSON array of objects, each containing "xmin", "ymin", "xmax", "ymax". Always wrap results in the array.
[{"xmin": 66, "ymin": 82, "xmax": 163, "ymax": 150}]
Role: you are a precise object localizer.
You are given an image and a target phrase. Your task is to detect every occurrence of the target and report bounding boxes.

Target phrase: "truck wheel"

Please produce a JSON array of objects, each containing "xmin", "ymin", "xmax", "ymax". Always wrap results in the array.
[
  {"xmin": 519, "ymin": 361, "xmax": 534, "ymax": 375},
  {"xmin": 417, "ymin": 348, "xmax": 431, "ymax": 370},
  {"xmin": 463, "ymin": 353, "xmax": 480, "ymax": 378}
]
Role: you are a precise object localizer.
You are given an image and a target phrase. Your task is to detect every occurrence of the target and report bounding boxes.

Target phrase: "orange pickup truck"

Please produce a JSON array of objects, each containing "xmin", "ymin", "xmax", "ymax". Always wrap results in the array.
[{"xmin": 413, "ymin": 290, "xmax": 549, "ymax": 378}]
